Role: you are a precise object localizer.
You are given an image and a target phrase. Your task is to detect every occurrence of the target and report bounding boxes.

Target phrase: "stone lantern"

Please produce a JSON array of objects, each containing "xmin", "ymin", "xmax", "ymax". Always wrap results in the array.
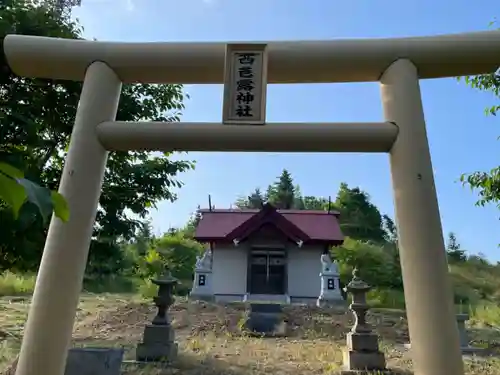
[
  {"xmin": 136, "ymin": 269, "xmax": 179, "ymax": 362},
  {"xmin": 342, "ymin": 268, "xmax": 387, "ymax": 373},
  {"xmin": 405, "ymin": 312, "xmax": 486, "ymax": 356},
  {"xmin": 455, "ymin": 313, "xmax": 485, "ymax": 355}
]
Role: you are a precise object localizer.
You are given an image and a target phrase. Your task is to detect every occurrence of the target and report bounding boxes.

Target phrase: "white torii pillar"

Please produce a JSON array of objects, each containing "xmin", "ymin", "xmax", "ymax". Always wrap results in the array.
[
  {"xmin": 13, "ymin": 62, "xmax": 122, "ymax": 375},
  {"xmin": 381, "ymin": 59, "xmax": 464, "ymax": 375}
]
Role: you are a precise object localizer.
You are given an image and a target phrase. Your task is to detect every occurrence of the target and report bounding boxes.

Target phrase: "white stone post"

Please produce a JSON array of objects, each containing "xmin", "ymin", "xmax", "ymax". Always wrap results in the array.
[
  {"xmin": 15, "ymin": 62, "xmax": 121, "ymax": 375},
  {"xmin": 189, "ymin": 250, "xmax": 214, "ymax": 301},
  {"xmin": 317, "ymin": 259, "xmax": 343, "ymax": 307}
]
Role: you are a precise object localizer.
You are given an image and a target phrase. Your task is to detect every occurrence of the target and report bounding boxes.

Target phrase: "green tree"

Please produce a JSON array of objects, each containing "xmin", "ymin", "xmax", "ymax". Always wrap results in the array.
[
  {"xmin": 235, "ymin": 188, "xmax": 266, "ymax": 209},
  {"xmin": 234, "ymin": 188, "xmax": 267, "ymax": 209},
  {"xmin": 335, "ymin": 183, "xmax": 386, "ymax": 243},
  {"xmin": 181, "ymin": 205, "xmax": 203, "ymax": 238},
  {"xmin": 136, "ymin": 232, "xmax": 204, "ymax": 296},
  {"xmin": 293, "ymin": 185, "xmax": 305, "ymax": 209},
  {"xmin": 334, "ymin": 237, "xmax": 401, "ymax": 289},
  {"xmin": 446, "ymin": 232, "xmax": 466, "ymax": 263},
  {"xmin": 53, "ymin": 0, "xmax": 82, "ymax": 15},
  {"xmin": 303, "ymin": 196, "xmax": 329, "ymax": 211},
  {"xmin": 0, "ymin": 162, "xmax": 68, "ymax": 222},
  {"xmin": 155, "ymin": 232, "xmax": 204, "ymax": 281},
  {"xmin": 267, "ymin": 169, "xmax": 296, "ymax": 209},
  {"xmin": 382, "ymin": 214, "xmax": 398, "ymax": 244},
  {"xmin": 460, "ymin": 28, "xmax": 500, "ymax": 216},
  {"xmin": 135, "ymin": 219, "xmax": 154, "ymax": 256},
  {"xmin": 0, "ymin": 0, "xmax": 193, "ymax": 271},
  {"xmin": 264, "ymin": 185, "xmax": 274, "ymax": 204},
  {"xmin": 234, "ymin": 196, "xmax": 247, "ymax": 209},
  {"xmin": 248, "ymin": 188, "xmax": 265, "ymax": 208}
]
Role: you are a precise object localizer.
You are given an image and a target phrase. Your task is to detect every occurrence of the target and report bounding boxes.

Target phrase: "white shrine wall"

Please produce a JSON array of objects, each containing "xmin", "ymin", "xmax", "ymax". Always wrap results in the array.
[
  {"xmin": 287, "ymin": 245, "xmax": 323, "ymax": 304},
  {"xmin": 211, "ymin": 243, "xmax": 325, "ymax": 304},
  {"xmin": 212, "ymin": 245, "xmax": 248, "ymax": 301}
]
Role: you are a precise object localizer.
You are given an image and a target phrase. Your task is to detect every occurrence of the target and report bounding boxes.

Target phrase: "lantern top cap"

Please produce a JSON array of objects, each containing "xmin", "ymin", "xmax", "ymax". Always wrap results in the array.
[
  {"xmin": 152, "ymin": 268, "xmax": 178, "ymax": 286},
  {"xmin": 346, "ymin": 267, "xmax": 371, "ymax": 291}
]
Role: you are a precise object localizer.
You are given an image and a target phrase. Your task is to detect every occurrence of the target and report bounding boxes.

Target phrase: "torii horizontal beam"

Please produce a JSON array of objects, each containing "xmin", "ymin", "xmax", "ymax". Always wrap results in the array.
[
  {"xmin": 3, "ymin": 30, "xmax": 500, "ymax": 84},
  {"xmin": 96, "ymin": 122, "xmax": 399, "ymax": 152}
]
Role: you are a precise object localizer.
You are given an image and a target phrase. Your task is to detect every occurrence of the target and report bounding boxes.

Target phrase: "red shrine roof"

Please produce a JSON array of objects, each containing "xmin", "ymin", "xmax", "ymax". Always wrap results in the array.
[{"xmin": 194, "ymin": 203, "xmax": 344, "ymax": 246}]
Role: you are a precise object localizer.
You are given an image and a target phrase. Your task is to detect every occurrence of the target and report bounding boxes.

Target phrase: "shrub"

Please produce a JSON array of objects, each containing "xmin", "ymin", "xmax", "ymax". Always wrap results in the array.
[
  {"xmin": 334, "ymin": 237, "xmax": 402, "ymax": 289},
  {"xmin": 137, "ymin": 278, "xmax": 193, "ymax": 299},
  {"xmin": 0, "ymin": 272, "xmax": 36, "ymax": 296},
  {"xmin": 470, "ymin": 304, "xmax": 500, "ymax": 327},
  {"xmin": 82, "ymin": 274, "xmax": 140, "ymax": 294},
  {"xmin": 137, "ymin": 279, "xmax": 158, "ymax": 299},
  {"xmin": 367, "ymin": 288, "xmax": 406, "ymax": 309}
]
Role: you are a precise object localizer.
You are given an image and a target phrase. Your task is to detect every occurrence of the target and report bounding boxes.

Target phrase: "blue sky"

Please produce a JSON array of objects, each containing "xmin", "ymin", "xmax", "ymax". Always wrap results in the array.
[{"xmin": 73, "ymin": 0, "xmax": 499, "ymax": 259}]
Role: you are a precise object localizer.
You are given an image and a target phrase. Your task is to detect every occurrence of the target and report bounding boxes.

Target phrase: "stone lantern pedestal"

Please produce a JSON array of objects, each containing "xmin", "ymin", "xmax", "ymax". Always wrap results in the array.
[
  {"xmin": 405, "ymin": 313, "xmax": 486, "ymax": 356},
  {"xmin": 455, "ymin": 313, "xmax": 485, "ymax": 355},
  {"xmin": 342, "ymin": 268, "xmax": 387, "ymax": 374},
  {"xmin": 136, "ymin": 270, "xmax": 179, "ymax": 363}
]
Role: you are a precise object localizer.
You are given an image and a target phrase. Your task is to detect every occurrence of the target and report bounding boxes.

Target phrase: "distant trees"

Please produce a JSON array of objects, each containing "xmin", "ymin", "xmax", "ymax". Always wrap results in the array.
[
  {"xmin": 335, "ymin": 183, "xmax": 386, "ymax": 243},
  {"xmin": 235, "ymin": 188, "xmax": 265, "ymax": 209},
  {"xmin": 267, "ymin": 169, "xmax": 296, "ymax": 209},
  {"xmin": 135, "ymin": 220, "xmax": 155, "ymax": 256},
  {"xmin": 230, "ymin": 169, "xmax": 403, "ymax": 288},
  {"xmin": 303, "ymin": 196, "xmax": 329, "ymax": 211},
  {"xmin": 235, "ymin": 169, "xmax": 301, "ymax": 209},
  {"xmin": 382, "ymin": 215, "xmax": 398, "ymax": 244},
  {"xmin": 118, "ymin": 171, "xmax": 496, "ymax": 306},
  {"xmin": 234, "ymin": 169, "xmax": 390, "ymax": 245},
  {"xmin": 446, "ymin": 232, "xmax": 467, "ymax": 263}
]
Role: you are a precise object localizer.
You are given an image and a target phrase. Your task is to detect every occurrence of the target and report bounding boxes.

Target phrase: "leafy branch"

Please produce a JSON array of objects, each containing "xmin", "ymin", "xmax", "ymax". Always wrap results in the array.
[{"xmin": 0, "ymin": 162, "xmax": 69, "ymax": 222}]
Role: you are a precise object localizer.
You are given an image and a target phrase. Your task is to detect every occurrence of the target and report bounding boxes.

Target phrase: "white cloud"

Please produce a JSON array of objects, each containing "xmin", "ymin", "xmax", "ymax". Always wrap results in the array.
[{"xmin": 124, "ymin": 0, "xmax": 134, "ymax": 11}]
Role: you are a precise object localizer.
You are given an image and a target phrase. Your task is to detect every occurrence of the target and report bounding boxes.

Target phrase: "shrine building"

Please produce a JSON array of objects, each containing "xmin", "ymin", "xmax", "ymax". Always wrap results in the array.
[{"xmin": 192, "ymin": 202, "xmax": 345, "ymax": 304}]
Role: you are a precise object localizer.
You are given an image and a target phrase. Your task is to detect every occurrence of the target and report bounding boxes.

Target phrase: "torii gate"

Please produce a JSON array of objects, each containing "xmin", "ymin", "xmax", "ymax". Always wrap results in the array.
[{"xmin": 4, "ymin": 30, "xmax": 500, "ymax": 375}]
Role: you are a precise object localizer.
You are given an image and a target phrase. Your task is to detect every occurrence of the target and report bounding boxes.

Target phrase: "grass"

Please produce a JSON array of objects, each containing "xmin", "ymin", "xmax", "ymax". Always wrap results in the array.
[
  {"xmin": 0, "ymin": 271, "xmax": 140, "ymax": 297},
  {"xmin": 0, "ymin": 294, "xmax": 499, "ymax": 375},
  {"xmin": 1, "ymin": 269, "xmax": 500, "ymax": 374},
  {"xmin": 0, "ymin": 272, "xmax": 36, "ymax": 297},
  {"xmin": 0, "ymin": 271, "xmax": 193, "ymax": 300},
  {"xmin": 471, "ymin": 304, "xmax": 500, "ymax": 327}
]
